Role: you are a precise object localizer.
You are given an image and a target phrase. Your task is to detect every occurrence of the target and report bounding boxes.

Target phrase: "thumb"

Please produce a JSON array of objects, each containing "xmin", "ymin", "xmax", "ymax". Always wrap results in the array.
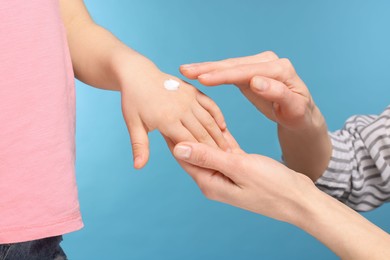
[
  {"xmin": 129, "ymin": 122, "xmax": 150, "ymax": 169},
  {"xmin": 173, "ymin": 142, "xmax": 242, "ymax": 180},
  {"xmin": 250, "ymin": 76, "xmax": 295, "ymax": 108}
]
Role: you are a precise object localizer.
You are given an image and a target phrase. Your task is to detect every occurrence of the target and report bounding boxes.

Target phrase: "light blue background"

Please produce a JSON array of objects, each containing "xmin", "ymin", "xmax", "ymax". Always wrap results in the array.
[{"xmin": 63, "ymin": 1, "xmax": 390, "ymax": 259}]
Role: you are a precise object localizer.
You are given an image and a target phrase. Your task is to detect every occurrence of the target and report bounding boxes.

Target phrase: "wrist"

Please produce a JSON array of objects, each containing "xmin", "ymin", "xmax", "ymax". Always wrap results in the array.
[
  {"xmin": 277, "ymin": 104, "xmax": 332, "ymax": 181},
  {"xmin": 282, "ymin": 173, "xmax": 319, "ymax": 226},
  {"xmin": 109, "ymin": 47, "xmax": 161, "ymax": 92},
  {"xmin": 289, "ymin": 178, "xmax": 323, "ymax": 227},
  {"xmin": 278, "ymin": 104, "xmax": 326, "ymax": 135}
]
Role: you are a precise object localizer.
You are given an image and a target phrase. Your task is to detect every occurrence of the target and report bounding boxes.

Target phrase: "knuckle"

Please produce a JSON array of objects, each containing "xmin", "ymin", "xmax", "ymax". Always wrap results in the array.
[
  {"xmin": 280, "ymin": 58, "xmax": 292, "ymax": 67},
  {"xmin": 199, "ymin": 94, "xmax": 218, "ymax": 110},
  {"xmin": 273, "ymin": 61, "xmax": 284, "ymax": 76},
  {"xmin": 209, "ymin": 105, "xmax": 223, "ymax": 118},
  {"xmin": 226, "ymin": 58, "xmax": 238, "ymax": 66},
  {"xmin": 234, "ymin": 65, "xmax": 249, "ymax": 77},
  {"xmin": 232, "ymin": 159, "xmax": 243, "ymax": 172},
  {"xmin": 213, "ymin": 104, "xmax": 222, "ymax": 114},
  {"xmin": 195, "ymin": 179, "xmax": 208, "ymax": 194},
  {"xmin": 279, "ymin": 58, "xmax": 296, "ymax": 77},
  {"xmin": 274, "ymin": 82, "xmax": 286, "ymax": 97},
  {"xmin": 196, "ymin": 91, "xmax": 207, "ymax": 100},
  {"xmin": 131, "ymin": 142, "xmax": 146, "ymax": 152},
  {"xmin": 206, "ymin": 97, "xmax": 218, "ymax": 109},
  {"xmin": 306, "ymin": 97, "xmax": 315, "ymax": 111},
  {"xmin": 231, "ymin": 155, "xmax": 246, "ymax": 172},
  {"xmin": 201, "ymin": 185, "xmax": 217, "ymax": 200},
  {"xmin": 262, "ymin": 51, "xmax": 279, "ymax": 60},
  {"xmin": 279, "ymin": 58, "xmax": 292, "ymax": 72},
  {"xmin": 195, "ymin": 149, "xmax": 209, "ymax": 166},
  {"xmin": 198, "ymin": 131, "xmax": 210, "ymax": 142},
  {"xmin": 295, "ymin": 104, "xmax": 308, "ymax": 118},
  {"xmin": 163, "ymin": 112, "xmax": 180, "ymax": 124},
  {"xmin": 204, "ymin": 117, "xmax": 217, "ymax": 130}
]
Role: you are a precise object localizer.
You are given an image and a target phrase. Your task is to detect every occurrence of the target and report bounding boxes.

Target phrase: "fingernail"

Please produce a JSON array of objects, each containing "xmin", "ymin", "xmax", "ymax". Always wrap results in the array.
[
  {"xmin": 252, "ymin": 77, "xmax": 268, "ymax": 91},
  {"xmin": 134, "ymin": 156, "xmax": 143, "ymax": 168},
  {"xmin": 181, "ymin": 64, "xmax": 197, "ymax": 69},
  {"xmin": 174, "ymin": 145, "xmax": 192, "ymax": 159}
]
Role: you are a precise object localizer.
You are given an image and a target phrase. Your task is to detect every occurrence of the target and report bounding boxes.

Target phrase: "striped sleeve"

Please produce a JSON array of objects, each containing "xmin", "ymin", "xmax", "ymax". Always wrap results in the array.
[{"xmin": 315, "ymin": 106, "xmax": 390, "ymax": 211}]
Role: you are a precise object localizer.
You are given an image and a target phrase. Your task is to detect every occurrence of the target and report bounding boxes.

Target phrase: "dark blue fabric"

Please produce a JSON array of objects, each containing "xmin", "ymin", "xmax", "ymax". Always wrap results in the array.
[{"xmin": 0, "ymin": 236, "xmax": 66, "ymax": 260}]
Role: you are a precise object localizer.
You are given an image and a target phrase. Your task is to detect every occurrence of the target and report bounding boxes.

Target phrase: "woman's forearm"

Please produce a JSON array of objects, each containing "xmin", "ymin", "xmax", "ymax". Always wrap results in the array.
[
  {"xmin": 278, "ymin": 105, "xmax": 332, "ymax": 181},
  {"xmin": 294, "ymin": 182, "xmax": 390, "ymax": 260}
]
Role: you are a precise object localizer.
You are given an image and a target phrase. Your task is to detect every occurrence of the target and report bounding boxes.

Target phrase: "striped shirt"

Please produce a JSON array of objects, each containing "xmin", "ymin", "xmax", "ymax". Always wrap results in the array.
[{"xmin": 315, "ymin": 106, "xmax": 390, "ymax": 211}]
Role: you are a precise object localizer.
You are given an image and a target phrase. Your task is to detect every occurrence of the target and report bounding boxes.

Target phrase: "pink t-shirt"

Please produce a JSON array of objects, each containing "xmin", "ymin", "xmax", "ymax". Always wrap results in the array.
[{"xmin": 0, "ymin": 0, "xmax": 83, "ymax": 243}]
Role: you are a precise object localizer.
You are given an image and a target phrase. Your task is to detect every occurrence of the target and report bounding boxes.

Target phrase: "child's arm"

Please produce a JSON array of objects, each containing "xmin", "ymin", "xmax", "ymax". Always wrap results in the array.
[{"xmin": 59, "ymin": 0, "xmax": 229, "ymax": 168}]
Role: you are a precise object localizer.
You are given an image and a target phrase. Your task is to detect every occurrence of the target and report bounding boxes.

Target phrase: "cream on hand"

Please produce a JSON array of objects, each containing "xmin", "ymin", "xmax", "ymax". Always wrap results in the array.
[{"xmin": 164, "ymin": 79, "xmax": 180, "ymax": 91}]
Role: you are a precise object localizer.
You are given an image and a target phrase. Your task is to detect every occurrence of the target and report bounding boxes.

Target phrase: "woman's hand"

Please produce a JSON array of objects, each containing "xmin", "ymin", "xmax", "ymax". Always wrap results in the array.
[
  {"xmin": 168, "ymin": 129, "xmax": 312, "ymax": 223},
  {"xmin": 180, "ymin": 51, "xmax": 316, "ymax": 131},
  {"xmin": 180, "ymin": 52, "xmax": 331, "ymax": 180},
  {"xmin": 170, "ymin": 131, "xmax": 390, "ymax": 260}
]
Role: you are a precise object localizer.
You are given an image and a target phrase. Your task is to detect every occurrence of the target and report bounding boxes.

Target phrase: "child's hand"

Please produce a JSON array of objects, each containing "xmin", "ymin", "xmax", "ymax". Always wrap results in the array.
[
  {"xmin": 180, "ymin": 51, "xmax": 317, "ymax": 131},
  {"xmin": 120, "ymin": 71, "xmax": 229, "ymax": 169}
]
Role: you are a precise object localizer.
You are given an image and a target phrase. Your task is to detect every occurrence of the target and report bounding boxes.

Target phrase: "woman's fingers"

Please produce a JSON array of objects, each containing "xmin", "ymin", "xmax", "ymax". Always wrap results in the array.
[
  {"xmin": 180, "ymin": 51, "xmax": 279, "ymax": 79},
  {"xmin": 196, "ymin": 59, "xmax": 298, "ymax": 87},
  {"xmin": 165, "ymin": 137, "xmax": 239, "ymax": 199},
  {"xmin": 250, "ymin": 76, "xmax": 293, "ymax": 107},
  {"xmin": 173, "ymin": 142, "xmax": 245, "ymax": 185},
  {"xmin": 250, "ymin": 76, "xmax": 311, "ymax": 126}
]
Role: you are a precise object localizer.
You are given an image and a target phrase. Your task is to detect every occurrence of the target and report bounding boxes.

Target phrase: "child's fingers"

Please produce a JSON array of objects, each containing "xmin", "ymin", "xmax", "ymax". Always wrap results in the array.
[
  {"xmin": 128, "ymin": 119, "xmax": 150, "ymax": 169},
  {"xmin": 222, "ymin": 129, "xmax": 244, "ymax": 153},
  {"xmin": 180, "ymin": 51, "xmax": 279, "ymax": 79},
  {"xmin": 196, "ymin": 92, "xmax": 226, "ymax": 130},
  {"xmin": 163, "ymin": 122, "xmax": 197, "ymax": 145},
  {"xmin": 191, "ymin": 104, "xmax": 230, "ymax": 151},
  {"xmin": 181, "ymin": 114, "xmax": 219, "ymax": 149}
]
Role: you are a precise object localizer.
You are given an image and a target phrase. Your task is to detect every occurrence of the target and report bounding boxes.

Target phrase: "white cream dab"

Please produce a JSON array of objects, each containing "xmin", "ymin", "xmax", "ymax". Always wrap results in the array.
[{"xmin": 164, "ymin": 79, "xmax": 180, "ymax": 91}]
